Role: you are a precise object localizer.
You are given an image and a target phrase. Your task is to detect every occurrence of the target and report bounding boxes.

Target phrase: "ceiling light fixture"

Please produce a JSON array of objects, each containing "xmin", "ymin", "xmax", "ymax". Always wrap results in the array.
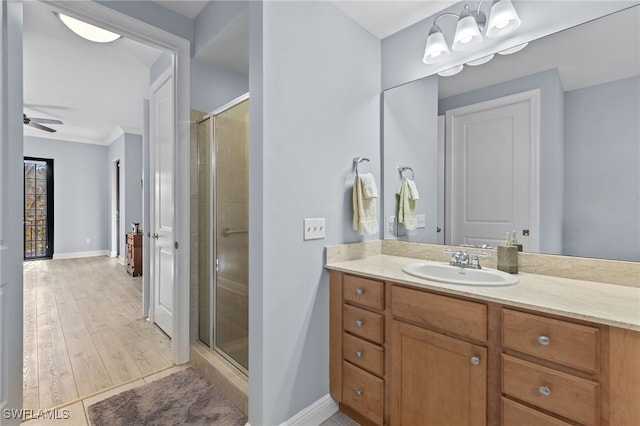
[
  {"xmin": 55, "ymin": 12, "xmax": 121, "ymax": 43},
  {"xmin": 423, "ymin": 0, "xmax": 522, "ymax": 65}
]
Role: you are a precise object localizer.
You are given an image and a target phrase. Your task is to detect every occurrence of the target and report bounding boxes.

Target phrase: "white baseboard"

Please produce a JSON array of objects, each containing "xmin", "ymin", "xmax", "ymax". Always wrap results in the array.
[
  {"xmin": 279, "ymin": 394, "xmax": 338, "ymax": 426},
  {"xmin": 53, "ymin": 250, "xmax": 110, "ymax": 260},
  {"xmin": 110, "ymin": 251, "xmax": 118, "ymax": 258}
]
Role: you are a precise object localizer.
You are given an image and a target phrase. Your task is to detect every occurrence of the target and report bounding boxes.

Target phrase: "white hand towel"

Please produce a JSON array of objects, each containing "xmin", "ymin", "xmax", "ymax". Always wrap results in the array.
[
  {"xmin": 406, "ymin": 179, "xmax": 420, "ymax": 200},
  {"xmin": 353, "ymin": 175, "xmax": 379, "ymax": 235},
  {"xmin": 396, "ymin": 179, "xmax": 418, "ymax": 230},
  {"xmin": 359, "ymin": 172, "xmax": 378, "ymax": 199}
]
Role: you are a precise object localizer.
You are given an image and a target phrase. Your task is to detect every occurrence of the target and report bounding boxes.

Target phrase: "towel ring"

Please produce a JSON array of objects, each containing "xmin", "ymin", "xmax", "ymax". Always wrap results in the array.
[
  {"xmin": 398, "ymin": 166, "xmax": 415, "ymax": 180},
  {"xmin": 353, "ymin": 157, "xmax": 370, "ymax": 175}
]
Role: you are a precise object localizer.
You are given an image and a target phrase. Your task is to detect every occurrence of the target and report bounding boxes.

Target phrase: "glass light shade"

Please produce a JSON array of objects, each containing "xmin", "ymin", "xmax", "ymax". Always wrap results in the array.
[
  {"xmin": 452, "ymin": 15, "xmax": 482, "ymax": 51},
  {"xmin": 467, "ymin": 54, "xmax": 495, "ymax": 66},
  {"xmin": 498, "ymin": 42, "xmax": 528, "ymax": 55},
  {"xmin": 423, "ymin": 28, "xmax": 450, "ymax": 64},
  {"xmin": 438, "ymin": 64, "xmax": 464, "ymax": 77},
  {"xmin": 57, "ymin": 13, "xmax": 121, "ymax": 43},
  {"xmin": 486, "ymin": 0, "xmax": 522, "ymax": 38}
]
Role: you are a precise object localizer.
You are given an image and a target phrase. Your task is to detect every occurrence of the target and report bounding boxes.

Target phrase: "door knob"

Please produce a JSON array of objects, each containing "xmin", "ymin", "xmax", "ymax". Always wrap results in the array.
[{"xmin": 151, "ymin": 233, "xmax": 159, "ymax": 239}]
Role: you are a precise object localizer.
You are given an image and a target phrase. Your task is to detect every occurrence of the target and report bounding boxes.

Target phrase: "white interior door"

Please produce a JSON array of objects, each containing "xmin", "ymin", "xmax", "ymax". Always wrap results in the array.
[
  {"xmin": 150, "ymin": 69, "xmax": 175, "ymax": 337},
  {"xmin": 1, "ymin": 0, "xmax": 24, "ymax": 422},
  {"xmin": 445, "ymin": 90, "xmax": 539, "ymax": 251}
]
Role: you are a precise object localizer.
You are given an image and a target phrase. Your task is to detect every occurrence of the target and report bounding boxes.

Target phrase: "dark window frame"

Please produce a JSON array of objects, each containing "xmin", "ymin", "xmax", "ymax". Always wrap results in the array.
[{"xmin": 24, "ymin": 157, "xmax": 54, "ymax": 259}]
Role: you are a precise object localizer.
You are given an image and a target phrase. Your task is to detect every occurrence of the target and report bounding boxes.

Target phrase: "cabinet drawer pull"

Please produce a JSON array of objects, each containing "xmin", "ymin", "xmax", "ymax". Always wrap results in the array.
[
  {"xmin": 538, "ymin": 335, "xmax": 550, "ymax": 346},
  {"xmin": 538, "ymin": 385, "xmax": 551, "ymax": 396},
  {"xmin": 355, "ymin": 288, "xmax": 364, "ymax": 295},
  {"xmin": 470, "ymin": 356, "xmax": 480, "ymax": 366},
  {"xmin": 355, "ymin": 389, "xmax": 363, "ymax": 397},
  {"xmin": 355, "ymin": 320, "xmax": 363, "ymax": 327},
  {"xmin": 355, "ymin": 350, "xmax": 363, "ymax": 358}
]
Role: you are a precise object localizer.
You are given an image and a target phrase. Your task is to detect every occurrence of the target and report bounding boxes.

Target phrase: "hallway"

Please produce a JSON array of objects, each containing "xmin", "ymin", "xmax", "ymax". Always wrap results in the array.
[{"xmin": 23, "ymin": 256, "xmax": 172, "ymax": 411}]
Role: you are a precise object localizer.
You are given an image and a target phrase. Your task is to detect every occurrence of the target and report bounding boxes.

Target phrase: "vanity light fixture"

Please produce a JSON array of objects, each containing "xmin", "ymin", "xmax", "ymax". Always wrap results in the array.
[
  {"xmin": 466, "ymin": 53, "xmax": 495, "ymax": 66},
  {"xmin": 497, "ymin": 41, "xmax": 528, "ymax": 55},
  {"xmin": 438, "ymin": 64, "xmax": 464, "ymax": 77},
  {"xmin": 55, "ymin": 12, "xmax": 121, "ymax": 43},
  {"xmin": 422, "ymin": 0, "xmax": 522, "ymax": 65}
]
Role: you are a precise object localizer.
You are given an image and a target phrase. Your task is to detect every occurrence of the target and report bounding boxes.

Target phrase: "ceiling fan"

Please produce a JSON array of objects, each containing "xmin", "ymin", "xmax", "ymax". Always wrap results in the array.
[{"xmin": 23, "ymin": 113, "xmax": 63, "ymax": 133}]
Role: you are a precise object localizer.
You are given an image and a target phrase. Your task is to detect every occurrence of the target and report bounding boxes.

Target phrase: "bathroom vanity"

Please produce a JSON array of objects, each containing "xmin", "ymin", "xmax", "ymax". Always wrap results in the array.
[{"xmin": 326, "ymin": 248, "xmax": 640, "ymax": 426}]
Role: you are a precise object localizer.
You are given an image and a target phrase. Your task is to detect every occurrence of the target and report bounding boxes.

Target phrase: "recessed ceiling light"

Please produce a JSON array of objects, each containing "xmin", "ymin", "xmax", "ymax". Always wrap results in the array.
[
  {"xmin": 55, "ymin": 12, "xmax": 121, "ymax": 43},
  {"xmin": 438, "ymin": 64, "xmax": 464, "ymax": 77}
]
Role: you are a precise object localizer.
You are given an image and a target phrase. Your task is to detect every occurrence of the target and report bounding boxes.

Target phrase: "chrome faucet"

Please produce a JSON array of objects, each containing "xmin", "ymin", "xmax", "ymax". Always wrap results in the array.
[{"xmin": 446, "ymin": 249, "xmax": 489, "ymax": 270}]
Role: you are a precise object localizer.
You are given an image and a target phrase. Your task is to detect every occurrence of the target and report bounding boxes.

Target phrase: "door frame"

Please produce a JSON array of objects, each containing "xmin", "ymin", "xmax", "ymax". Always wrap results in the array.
[
  {"xmin": 444, "ymin": 89, "xmax": 540, "ymax": 250},
  {"xmin": 44, "ymin": 0, "xmax": 191, "ymax": 364}
]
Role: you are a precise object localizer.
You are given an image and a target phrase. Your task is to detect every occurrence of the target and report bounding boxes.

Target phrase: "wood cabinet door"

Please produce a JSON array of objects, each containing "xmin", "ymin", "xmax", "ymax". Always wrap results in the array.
[{"xmin": 390, "ymin": 320, "xmax": 487, "ymax": 426}]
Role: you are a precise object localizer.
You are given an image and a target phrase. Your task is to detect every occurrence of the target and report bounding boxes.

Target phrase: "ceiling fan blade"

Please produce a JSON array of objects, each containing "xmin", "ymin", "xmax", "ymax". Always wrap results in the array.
[
  {"xmin": 29, "ymin": 117, "xmax": 63, "ymax": 125},
  {"xmin": 27, "ymin": 121, "xmax": 56, "ymax": 132}
]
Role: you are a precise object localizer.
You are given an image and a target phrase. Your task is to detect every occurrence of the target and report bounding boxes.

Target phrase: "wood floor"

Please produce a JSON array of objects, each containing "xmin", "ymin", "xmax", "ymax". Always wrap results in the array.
[{"xmin": 23, "ymin": 256, "xmax": 172, "ymax": 411}]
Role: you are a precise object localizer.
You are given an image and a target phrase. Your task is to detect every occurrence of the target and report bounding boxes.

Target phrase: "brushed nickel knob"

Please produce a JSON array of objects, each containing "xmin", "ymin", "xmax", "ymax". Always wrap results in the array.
[
  {"xmin": 356, "ymin": 288, "xmax": 364, "ymax": 295},
  {"xmin": 538, "ymin": 335, "xmax": 550, "ymax": 346},
  {"xmin": 470, "ymin": 356, "xmax": 480, "ymax": 366},
  {"xmin": 539, "ymin": 385, "xmax": 551, "ymax": 396},
  {"xmin": 355, "ymin": 320, "xmax": 363, "ymax": 327},
  {"xmin": 355, "ymin": 389, "xmax": 363, "ymax": 397},
  {"xmin": 355, "ymin": 350, "xmax": 363, "ymax": 358}
]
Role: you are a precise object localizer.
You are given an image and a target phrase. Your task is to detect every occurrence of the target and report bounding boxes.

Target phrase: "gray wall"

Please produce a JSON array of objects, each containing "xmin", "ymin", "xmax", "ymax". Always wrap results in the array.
[
  {"xmin": 24, "ymin": 136, "xmax": 109, "ymax": 256},
  {"xmin": 249, "ymin": 1, "xmax": 381, "ymax": 424},
  {"xmin": 564, "ymin": 76, "xmax": 640, "ymax": 261},
  {"xmin": 191, "ymin": 59, "xmax": 248, "ymax": 113},
  {"xmin": 107, "ymin": 132, "xmax": 143, "ymax": 259},
  {"xmin": 383, "ymin": 75, "xmax": 439, "ymax": 242},
  {"xmin": 439, "ymin": 69, "xmax": 565, "ymax": 254}
]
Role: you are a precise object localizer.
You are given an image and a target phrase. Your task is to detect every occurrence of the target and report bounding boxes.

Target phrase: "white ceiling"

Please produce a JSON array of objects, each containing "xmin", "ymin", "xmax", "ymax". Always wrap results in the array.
[
  {"xmin": 23, "ymin": 1, "xmax": 165, "ymax": 144},
  {"xmin": 330, "ymin": 1, "xmax": 457, "ymax": 38},
  {"xmin": 23, "ymin": 1, "xmax": 639, "ymax": 146}
]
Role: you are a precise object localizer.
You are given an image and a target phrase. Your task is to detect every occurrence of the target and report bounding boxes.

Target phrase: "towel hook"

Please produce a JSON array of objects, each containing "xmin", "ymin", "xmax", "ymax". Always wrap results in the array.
[
  {"xmin": 398, "ymin": 165, "xmax": 415, "ymax": 180},
  {"xmin": 353, "ymin": 157, "xmax": 370, "ymax": 175}
]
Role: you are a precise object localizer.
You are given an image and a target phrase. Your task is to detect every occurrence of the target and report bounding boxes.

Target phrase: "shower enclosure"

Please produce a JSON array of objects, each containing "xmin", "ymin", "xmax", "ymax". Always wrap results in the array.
[{"xmin": 197, "ymin": 96, "xmax": 249, "ymax": 373}]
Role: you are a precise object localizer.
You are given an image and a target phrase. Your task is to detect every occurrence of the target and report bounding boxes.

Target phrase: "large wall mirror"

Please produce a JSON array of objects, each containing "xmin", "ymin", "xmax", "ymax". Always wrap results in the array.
[{"xmin": 382, "ymin": 5, "xmax": 639, "ymax": 262}]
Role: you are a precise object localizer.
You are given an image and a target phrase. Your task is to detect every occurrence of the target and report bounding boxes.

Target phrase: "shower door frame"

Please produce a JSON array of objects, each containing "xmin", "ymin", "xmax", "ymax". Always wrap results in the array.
[{"xmin": 203, "ymin": 92, "xmax": 249, "ymax": 375}]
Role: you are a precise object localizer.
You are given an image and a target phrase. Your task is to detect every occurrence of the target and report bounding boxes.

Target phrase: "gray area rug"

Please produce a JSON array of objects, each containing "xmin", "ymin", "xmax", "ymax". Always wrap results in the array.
[{"xmin": 87, "ymin": 368, "xmax": 247, "ymax": 426}]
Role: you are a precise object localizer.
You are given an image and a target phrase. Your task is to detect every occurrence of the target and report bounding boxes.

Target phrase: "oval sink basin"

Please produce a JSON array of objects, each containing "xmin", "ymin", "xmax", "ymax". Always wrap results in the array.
[{"xmin": 402, "ymin": 263, "xmax": 519, "ymax": 286}]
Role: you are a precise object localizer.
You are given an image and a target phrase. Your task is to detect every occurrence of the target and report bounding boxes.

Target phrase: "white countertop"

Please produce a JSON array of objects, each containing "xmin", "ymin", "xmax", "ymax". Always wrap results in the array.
[{"xmin": 326, "ymin": 254, "xmax": 640, "ymax": 331}]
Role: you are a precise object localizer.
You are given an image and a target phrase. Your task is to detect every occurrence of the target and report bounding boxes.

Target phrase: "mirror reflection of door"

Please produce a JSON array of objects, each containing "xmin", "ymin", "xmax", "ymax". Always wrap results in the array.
[
  {"xmin": 445, "ymin": 90, "xmax": 540, "ymax": 251},
  {"xmin": 24, "ymin": 157, "xmax": 54, "ymax": 259}
]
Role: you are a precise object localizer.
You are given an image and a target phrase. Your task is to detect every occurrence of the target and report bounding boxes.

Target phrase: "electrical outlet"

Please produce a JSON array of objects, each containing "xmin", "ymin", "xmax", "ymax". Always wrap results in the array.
[
  {"xmin": 303, "ymin": 218, "xmax": 326, "ymax": 240},
  {"xmin": 416, "ymin": 214, "xmax": 426, "ymax": 229},
  {"xmin": 385, "ymin": 216, "xmax": 397, "ymax": 236}
]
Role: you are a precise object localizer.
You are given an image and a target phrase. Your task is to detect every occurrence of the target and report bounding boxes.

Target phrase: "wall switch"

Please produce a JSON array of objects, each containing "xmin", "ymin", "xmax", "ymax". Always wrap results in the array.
[
  {"xmin": 416, "ymin": 214, "xmax": 426, "ymax": 229},
  {"xmin": 304, "ymin": 218, "xmax": 326, "ymax": 240}
]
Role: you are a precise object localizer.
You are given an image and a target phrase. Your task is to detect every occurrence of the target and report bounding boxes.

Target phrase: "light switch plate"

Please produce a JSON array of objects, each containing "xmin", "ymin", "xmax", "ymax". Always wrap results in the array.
[
  {"xmin": 304, "ymin": 218, "xmax": 326, "ymax": 240},
  {"xmin": 385, "ymin": 216, "xmax": 397, "ymax": 236},
  {"xmin": 416, "ymin": 214, "xmax": 426, "ymax": 229}
]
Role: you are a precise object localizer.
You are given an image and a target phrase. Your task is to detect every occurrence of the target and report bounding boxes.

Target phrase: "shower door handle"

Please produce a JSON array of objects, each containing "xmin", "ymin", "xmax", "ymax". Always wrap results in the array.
[{"xmin": 215, "ymin": 258, "xmax": 219, "ymax": 272}]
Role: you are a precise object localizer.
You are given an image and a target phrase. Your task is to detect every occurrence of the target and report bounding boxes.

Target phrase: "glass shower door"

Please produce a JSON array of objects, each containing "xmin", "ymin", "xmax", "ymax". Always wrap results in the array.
[{"xmin": 214, "ymin": 99, "xmax": 249, "ymax": 372}]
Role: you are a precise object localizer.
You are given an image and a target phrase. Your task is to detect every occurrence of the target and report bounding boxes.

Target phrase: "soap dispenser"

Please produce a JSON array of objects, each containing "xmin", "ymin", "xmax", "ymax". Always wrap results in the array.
[
  {"xmin": 497, "ymin": 232, "xmax": 518, "ymax": 274},
  {"xmin": 510, "ymin": 230, "xmax": 523, "ymax": 252}
]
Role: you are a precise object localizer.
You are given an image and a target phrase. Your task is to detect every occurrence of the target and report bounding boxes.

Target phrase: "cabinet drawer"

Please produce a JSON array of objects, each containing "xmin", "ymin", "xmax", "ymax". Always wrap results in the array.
[
  {"xmin": 502, "ymin": 397, "xmax": 572, "ymax": 426},
  {"xmin": 344, "ymin": 275, "xmax": 384, "ymax": 310},
  {"xmin": 502, "ymin": 355, "xmax": 599, "ymax": 426},
  {"xmin": 343, "ymin": 332, "xmax": 384, "ymax": 377},
  {"xmin": 502, "ymin": 309, "xmax": 599, "ymax": 373},
  {"xmin": 343, "ymin": 304, "xmax": 384, "ymax": 344},
  {"xmin": 391, "ymin": 285, "xmax": 486, "ymax": 342},
  {"xmin": 342, "ymin": 361, "xmax": 384, "ymax": 425}
]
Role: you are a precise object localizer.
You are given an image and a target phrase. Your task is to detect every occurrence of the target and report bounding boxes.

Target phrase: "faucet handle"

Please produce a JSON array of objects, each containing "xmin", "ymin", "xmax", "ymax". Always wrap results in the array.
[{"xmin": 471, "ymin": 251, "xmax": 489, "ymax": 269}]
